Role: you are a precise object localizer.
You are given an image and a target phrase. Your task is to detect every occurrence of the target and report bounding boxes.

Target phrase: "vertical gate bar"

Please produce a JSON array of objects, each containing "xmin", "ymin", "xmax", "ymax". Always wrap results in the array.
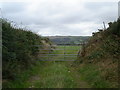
[
  {"xmin": 64, "ymin": 45, "xmax": 65, "ymax": 61},
  {"xmin": 63, "ymin": 45, "xmax": 64, "ymax": 61},
  {"xmin": 63, "ymin": 37, "xmax": 65, "ymax": 61},
  {"xmin": 48, "ymin": 48, "xmax": 49, "ymax": 61}
]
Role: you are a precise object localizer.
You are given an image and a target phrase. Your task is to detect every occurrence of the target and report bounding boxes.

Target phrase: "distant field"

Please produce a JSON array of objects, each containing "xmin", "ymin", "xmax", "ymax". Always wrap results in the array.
[
  {"xmin": 39, "ymin": 45, "xmax": 81, "ymax": 61},
  {"xmin": 47, "ymin": 36, "xmax": 90, "ymax": 45}
]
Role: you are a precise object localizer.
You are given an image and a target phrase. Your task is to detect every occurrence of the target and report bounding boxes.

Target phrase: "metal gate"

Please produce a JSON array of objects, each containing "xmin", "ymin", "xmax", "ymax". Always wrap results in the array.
[{"xmin": 34, "ymin": 44, "xmax": 81, "ymax": 61}]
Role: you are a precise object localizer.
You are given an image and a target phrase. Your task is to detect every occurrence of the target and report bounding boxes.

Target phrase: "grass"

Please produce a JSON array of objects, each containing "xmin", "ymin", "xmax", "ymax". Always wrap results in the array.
[
  {"xmin": 31, "ymin": 62, "xmax": 77, "ymax": 88},
  {"xmin": 77, "ymin": 64, "xmax": 111, "ymax": 88},
  {"xmin": 2, "ymin": 61, "xmax": 46, "ymax": 88},
  {"xmin": 27, "ymin": 61, "xmax": 90, "ymax": 88}
]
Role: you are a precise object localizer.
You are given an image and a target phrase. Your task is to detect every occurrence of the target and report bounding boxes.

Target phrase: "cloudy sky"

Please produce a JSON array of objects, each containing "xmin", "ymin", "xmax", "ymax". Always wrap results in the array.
[{"xmin": 0, "ymin": 0, "xmax": 119, "ymax": 36}]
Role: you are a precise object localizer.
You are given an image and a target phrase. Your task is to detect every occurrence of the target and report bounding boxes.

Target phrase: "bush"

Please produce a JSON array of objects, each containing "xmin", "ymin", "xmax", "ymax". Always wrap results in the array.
[
  {"xmin": 2, "ymin": 19, "xmax": 48, "ymax": 80},
  {"xmin": 108, "ymin": 19, "xmax": 120, "ymax": 36}
]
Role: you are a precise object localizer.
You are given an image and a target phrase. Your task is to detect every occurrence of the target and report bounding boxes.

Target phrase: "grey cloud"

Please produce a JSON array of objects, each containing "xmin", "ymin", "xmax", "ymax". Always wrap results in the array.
[
  {"xmin": 1, "ymin": 1, "xmax": 118, "ymax": 36},
  {"xmin": 1, "ymin": 2, "xmax": 27, "ymax": 14},
  {"xmin": 84, "ymin": 2, "xmax": 118, "ymax": 22}
]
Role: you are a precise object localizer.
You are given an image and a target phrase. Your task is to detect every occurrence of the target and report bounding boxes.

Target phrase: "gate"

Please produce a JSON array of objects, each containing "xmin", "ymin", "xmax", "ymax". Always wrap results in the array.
[{"xmin": 34, "ymin": 44, "xmax": 81, "ymax": 61}]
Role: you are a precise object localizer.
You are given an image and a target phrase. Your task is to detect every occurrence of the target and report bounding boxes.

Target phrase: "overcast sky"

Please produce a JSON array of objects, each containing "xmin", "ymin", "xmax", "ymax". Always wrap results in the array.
[{"xmin": 0, "ymin": 0, "xmax": 119, "ymax": 36}]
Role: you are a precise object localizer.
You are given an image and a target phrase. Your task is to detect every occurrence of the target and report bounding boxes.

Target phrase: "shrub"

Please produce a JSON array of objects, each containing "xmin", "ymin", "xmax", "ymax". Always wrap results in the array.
[{"xmin": 2, "ymin": 19, "xmax": 50, "ymax": 80}]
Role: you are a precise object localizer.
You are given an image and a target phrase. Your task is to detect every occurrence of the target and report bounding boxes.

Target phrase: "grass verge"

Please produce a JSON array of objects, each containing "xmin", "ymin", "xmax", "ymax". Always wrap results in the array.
[
  {"xmin": 77, "ymin": 64, "xmax": 111, "ymax": 88},
  {"xmin": 2, "ymin": 61, "xmax": 46, "ymax": 88}
]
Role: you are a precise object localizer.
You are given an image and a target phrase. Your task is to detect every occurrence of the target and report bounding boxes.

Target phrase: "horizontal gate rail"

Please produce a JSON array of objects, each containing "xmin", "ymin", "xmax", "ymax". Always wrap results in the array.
[
  {"xmin": 39, "ymin": 56, "xmax": 77, "ymax": 57},
  {"xmin": 40, "ymin": 59, "xmax": 75, "ymax": 61},
  {"xmin": 39, "ymin": 54, "xmax": 77, "ymax": 55},
  {"xmin": 33, "ymin": 44, "xmax": 81, "ymax": 61}
]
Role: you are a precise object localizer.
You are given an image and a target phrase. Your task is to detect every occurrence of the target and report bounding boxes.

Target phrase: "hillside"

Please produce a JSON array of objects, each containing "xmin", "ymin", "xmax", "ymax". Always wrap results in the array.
[
  {"xmin": 47, "ymin": 36, "xmax": 90, "ymax": 45},
  {"xmin": 75, "ymin": 19, "xmax": 120, "ymax": 88}
]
